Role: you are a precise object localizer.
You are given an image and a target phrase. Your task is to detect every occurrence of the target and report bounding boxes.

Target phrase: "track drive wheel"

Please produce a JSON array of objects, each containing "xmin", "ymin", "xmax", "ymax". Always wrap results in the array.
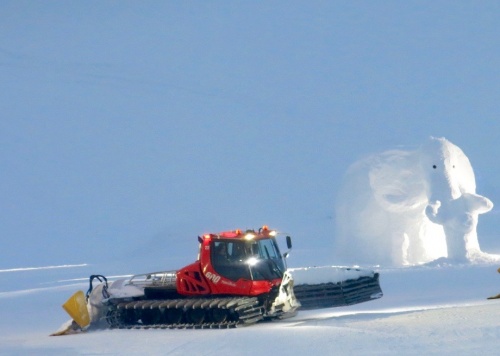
[
  {"xmin": 210, "ymin": 308, "xmax": 228, "ymax": 323},
  {"xmin": 186, "ymin": 308, "xmax": 206, "ymax": 324}
]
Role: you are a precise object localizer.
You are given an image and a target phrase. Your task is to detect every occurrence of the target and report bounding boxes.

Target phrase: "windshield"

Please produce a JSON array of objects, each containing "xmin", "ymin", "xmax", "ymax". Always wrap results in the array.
[{"xmin": 211, "ymin": 238, "xmax": 285, "ymax": 281}]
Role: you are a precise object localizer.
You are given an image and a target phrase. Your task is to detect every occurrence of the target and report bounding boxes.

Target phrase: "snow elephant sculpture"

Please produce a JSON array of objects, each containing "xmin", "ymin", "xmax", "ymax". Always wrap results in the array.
[{"xmin": 334, "ymin": 137, "xmax": 494, "ymax": 266}]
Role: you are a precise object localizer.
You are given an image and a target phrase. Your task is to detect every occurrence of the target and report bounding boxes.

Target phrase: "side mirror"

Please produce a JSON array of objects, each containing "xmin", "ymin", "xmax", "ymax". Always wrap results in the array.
[
  {"xmin": 286, "ymin": 236, "xmax": 292, "ymax": 249},
  {"xmin": 283, "ymin": 252, "xmax": 289, "ymax": 259}
]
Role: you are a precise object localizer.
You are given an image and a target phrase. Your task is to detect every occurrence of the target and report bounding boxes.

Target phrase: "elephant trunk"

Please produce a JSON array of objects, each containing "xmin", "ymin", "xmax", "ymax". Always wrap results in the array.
[{"xmin": 425, "ymin": 193, "xmax": 493, "ymax": 261}]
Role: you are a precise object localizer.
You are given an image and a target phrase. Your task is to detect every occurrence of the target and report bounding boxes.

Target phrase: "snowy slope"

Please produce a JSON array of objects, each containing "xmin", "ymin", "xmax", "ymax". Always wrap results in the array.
[
  {"xmin": 1, "ymin": 262, "xmax": 500, "ymax": 355},
  {"xmin": 2, "ymin": 1, "xmax": 500, "ymax": 271}
]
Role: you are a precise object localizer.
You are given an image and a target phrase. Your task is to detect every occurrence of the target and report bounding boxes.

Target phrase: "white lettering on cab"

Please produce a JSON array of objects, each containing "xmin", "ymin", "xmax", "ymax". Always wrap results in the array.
[{"xmin": 205, "ymin": 271, "xmax": 221, "ymax": 284}]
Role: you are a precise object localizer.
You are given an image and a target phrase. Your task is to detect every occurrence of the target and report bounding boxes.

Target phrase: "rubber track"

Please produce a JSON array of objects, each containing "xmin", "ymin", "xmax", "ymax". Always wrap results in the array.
[
  {"xmin": 293, "ymin": 273, "xmax": 383, "ymax": 310},
  {"xmin": 107, "ymin": 296, "xmax": 264, "ymax": 330}
]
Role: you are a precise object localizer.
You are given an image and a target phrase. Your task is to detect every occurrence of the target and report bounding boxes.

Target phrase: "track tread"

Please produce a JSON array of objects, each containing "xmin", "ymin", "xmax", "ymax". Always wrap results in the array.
[{"xmin": 108, "ymin": 296, "xmax": 263, "ymax": 330}]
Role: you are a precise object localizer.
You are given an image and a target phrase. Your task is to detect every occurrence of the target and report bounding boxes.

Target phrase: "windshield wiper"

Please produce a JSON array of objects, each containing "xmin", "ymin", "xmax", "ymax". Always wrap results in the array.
[{"xmin": 264, "ymin": 246, "xmax": 283, "ymax": 278}]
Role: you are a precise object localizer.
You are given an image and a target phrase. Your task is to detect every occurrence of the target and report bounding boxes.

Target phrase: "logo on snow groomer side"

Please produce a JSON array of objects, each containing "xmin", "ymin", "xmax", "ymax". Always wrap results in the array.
[{"xmin": 205, "ymin": 271, "xmax": 221, "ymax": 284}]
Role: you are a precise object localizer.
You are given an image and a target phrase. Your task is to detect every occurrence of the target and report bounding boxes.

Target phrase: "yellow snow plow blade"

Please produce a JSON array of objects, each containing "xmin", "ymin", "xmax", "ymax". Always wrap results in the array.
[
  {"xmin": 62, "ymin": 290, "xmax": 90, "ymax": 328},
  {"xmin": 50, "ymin": 290, "xmax": 90, "ymax": 336}
]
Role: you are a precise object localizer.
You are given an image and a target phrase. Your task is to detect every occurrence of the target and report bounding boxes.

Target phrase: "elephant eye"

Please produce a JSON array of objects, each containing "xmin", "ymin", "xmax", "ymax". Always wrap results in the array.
[{"xmin": 432, "ymin": 165, "xmax": 437, "ymax": 169}]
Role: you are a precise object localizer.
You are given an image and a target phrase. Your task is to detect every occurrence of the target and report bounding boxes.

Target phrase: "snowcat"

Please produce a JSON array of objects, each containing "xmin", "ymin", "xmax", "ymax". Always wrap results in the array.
[{"xmin": 53, "ymin": 226, "xmax": 382, "ymax": 335}]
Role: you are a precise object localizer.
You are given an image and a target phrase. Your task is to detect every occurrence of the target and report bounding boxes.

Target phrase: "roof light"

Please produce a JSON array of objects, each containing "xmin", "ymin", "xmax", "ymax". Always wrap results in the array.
[
  {"xmin": 244, "ymin": 233, "xmax": 256, "ymax": 240},
  {"xmin": 269, "ymin": 230, "xmax": 277, "ymax": 237}
]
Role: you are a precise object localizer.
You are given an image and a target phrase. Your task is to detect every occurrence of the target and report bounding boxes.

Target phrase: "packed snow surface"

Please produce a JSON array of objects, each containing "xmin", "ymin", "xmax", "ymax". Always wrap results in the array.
[{"xmin": 2, "ymin": 262, "xmax": 500, "ymax": 355}]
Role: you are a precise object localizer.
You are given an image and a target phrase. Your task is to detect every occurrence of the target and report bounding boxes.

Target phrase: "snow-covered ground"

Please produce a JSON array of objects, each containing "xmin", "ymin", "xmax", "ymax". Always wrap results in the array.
[{"xmin": 1, "ymin": 261, "xmax": 500, "ymax": 355}]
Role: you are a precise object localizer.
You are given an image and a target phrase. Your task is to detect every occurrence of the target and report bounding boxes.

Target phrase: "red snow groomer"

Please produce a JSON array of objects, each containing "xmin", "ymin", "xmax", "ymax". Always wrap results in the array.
[{"xmin": 53, "ymin": 226, "xmax": 382, "ymax": 335}]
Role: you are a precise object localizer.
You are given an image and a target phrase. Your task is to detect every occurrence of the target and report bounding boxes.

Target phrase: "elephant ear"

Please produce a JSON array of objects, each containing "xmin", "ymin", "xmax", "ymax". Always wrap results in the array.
[{"xmin": 369, "ymin": 150, "xmax": 427, "ymax": 212}]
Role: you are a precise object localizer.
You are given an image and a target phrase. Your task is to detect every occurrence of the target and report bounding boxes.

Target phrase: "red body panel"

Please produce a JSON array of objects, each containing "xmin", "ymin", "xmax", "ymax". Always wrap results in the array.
[{"xmin": 176, "ymin": 228, "xmax": 282, "ymax": 297}]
